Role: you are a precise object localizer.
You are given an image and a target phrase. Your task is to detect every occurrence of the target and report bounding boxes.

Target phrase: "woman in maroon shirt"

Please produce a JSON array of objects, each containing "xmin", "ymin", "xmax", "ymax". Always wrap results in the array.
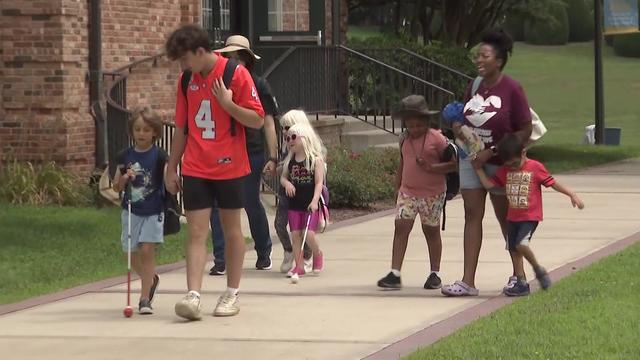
[{"xmin": 442, "ymin": 30, "xmax": 533, "ymax": 297}]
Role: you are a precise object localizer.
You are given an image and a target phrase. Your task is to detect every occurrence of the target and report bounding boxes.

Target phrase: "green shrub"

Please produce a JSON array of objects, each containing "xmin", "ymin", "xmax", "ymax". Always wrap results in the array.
[
  {"xmin": 347, "ymin": 36, "xmax": 474, "ymax": 106},
  {"xmin": 613, "ymin": 32, "xmax": 640, "ymax": 58},
  {"xmin": 326, "ymin": 146, "xmax": 398, "ymax": 208},
  {"xmin": 525, "ymin": 2, "xmax": 570, "ymax": 45},
  {"xmin": 0, "ymin": 160, "xmax": 91, "ymax": 206}
]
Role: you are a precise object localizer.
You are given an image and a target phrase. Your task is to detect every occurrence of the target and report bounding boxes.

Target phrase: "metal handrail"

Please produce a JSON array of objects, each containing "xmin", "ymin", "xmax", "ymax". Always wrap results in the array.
[
  {"xmin": 262, "ymin": 46, "xmax": 296, "ymax": 79},
  {"xmin": 338, "ymin": 45, "xmax": 455, "ymax": 96},
  {"xmin": 104, "ymin": 52, "xmax": 166, "ymax": 114},
  {"xmin": 399, "ymin": 48, "xmax": 474, "ymax": 80}
]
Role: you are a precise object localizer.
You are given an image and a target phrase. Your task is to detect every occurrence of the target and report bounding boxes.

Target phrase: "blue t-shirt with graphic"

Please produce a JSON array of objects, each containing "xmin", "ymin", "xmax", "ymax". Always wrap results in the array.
[{"xmin": 116, "ymin": 145, "xmax": 168, "ymax": 216}]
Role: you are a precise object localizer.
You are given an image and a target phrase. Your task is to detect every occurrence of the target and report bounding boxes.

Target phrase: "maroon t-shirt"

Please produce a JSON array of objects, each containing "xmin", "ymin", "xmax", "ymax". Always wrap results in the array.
[{"xmin": 463, "ymin": 75, "xmax": 531, "ymax": 165}]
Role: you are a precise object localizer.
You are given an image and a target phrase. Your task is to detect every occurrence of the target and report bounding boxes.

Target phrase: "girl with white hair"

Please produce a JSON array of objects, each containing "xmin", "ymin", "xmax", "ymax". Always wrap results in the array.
[{"xmin": 280, "ymin": 118, "xmax": 326, "ymax": 281}]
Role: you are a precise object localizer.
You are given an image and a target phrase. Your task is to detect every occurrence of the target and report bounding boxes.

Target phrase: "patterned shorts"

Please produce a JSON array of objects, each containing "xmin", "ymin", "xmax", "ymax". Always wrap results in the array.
[{"xmin": 396, "ymin": 192, "xmax": 446, "ymax": 227}]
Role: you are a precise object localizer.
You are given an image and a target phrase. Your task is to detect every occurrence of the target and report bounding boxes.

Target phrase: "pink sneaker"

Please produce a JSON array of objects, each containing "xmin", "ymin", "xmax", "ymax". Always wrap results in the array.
[
  {"xmin": 287, "ymin": 266, "xmax": 306, "ymax": 278},
  {"xmin": 312, "ymin": 252, "xmax": 324, "ymax": 274}
]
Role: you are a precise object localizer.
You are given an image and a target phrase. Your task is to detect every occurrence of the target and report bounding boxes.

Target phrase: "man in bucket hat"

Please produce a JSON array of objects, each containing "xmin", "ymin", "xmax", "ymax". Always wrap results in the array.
[
  {"xmin": 377, "ymin": 95, "xmax": 457, "ymax": 290},
  {"xmin": 208, "ymin": 35, "xmax": 280, "ymax": 275}
]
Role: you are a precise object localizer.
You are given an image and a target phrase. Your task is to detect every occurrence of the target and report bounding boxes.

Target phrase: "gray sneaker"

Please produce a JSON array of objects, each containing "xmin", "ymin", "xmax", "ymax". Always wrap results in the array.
[
  {"xmin": 213, "ymin": 291, "xmax": 240, "ymax": 317},
  {"xmin": 280, "ymin": 251, "xmax": 294, "ymax": 273},
  {"xmin": 535, "ymin": 267, "xmax": 552, "ymax": 290},
  {"xmin": 502, "ymin": 276, "xmax": 518, "ymax": 294},
  {"xmin": 139, "ymin": 299, "xmax": 153, "ymax": 315},
  {"xmin": 423, "ymin": 273, "xmax": 442, "ymax": 289},
  {"xmin": 175, "ymin": 291, "xmax": 202, "ymax": 320}
]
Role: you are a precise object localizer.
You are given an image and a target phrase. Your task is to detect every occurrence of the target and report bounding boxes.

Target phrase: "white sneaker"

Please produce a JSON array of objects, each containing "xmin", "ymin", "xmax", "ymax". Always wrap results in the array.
[
  {"xmin": 280, "ymin": 251, "xmax": 294, "ymax": 273},
  {"xmin": 175, "ymin": 291, "xmax": 202, "ymax": 320},
  {"xmin": 304, "ymin": 257, "xmax": 313, "ymax": 273},
  {"xmin": 213, "ymin": 291, "xmax": 240, "ymax": 317}
]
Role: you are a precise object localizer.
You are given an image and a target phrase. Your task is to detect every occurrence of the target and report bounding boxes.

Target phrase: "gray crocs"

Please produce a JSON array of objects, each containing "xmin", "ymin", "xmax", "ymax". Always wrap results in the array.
[{"xmin": 441, "ymin": 280, "xmax": 479, "ymax": 297}]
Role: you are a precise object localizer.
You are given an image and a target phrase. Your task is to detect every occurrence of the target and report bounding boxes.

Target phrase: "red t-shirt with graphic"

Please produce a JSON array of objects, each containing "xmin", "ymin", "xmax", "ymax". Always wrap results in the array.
[
  {"xmin": 175, "ymin": 56, "xmax": 264, "ymax": 180},
  {"xmin": 492, "ymin": 159, "xmax": 556, "ymax": 222},
  {"xmin": 463, "ymin": 75, "xmax": 531, "ymax": 165}
]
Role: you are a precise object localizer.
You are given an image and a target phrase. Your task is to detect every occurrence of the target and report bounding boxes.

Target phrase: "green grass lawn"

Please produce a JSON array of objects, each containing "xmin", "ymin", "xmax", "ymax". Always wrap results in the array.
[
  {"xmin": 508, "ymin": 42, "xmax": 640, "ymax": 147},
  {"xmin": 407, "ymin": 241, "xmax": 640, "ymax": 360},
  {"xmin": 0, "ymin": 205, "xmax": 198, "ymax": 305}
]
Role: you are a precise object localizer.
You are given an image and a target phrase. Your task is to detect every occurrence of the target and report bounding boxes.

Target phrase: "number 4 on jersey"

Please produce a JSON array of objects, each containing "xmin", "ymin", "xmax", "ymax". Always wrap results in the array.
[{"xmin": 195, "ymin": 100, "xmax": 215, "ymax": 139}]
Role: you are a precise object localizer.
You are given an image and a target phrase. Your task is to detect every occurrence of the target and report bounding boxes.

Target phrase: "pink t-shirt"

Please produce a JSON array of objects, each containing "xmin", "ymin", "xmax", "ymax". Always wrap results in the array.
[
  {"xmin": 399, "ymin": 129, "xmax": 448, "ymax": 198},
  {"xmin": 492, "ymin": 159, "xmax": 556, "ymax": 222},
  {"xmin": 463, "ymin": 75, "xmax": 531, "ymax": 165}
]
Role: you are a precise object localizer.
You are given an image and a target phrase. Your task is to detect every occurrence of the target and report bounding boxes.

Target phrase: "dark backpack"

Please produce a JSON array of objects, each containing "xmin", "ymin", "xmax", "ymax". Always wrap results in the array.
[
  {"xmin": 180, "ymin": 57, "xmax": 238, "ymax": 136},
  {"xmin": 153, "ymin": 148, "xmax": 181, "ymax": 236},
  {"xmin": 399, "ymin": 131, "xmax": 460, "ymax": 231}
]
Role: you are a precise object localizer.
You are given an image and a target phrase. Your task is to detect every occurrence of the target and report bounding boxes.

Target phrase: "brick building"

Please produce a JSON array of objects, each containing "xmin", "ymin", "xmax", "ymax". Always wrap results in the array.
[{"xmin": 0, "ymin": 0, "xmax": 347, "ymax": 177}]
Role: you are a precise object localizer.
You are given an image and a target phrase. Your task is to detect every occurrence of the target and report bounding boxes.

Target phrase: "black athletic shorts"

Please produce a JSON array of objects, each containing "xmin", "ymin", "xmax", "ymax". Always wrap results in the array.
[
  {"xmin": 506, "ymin": 221, "xmax": 539, "ymax": 252},
  {"xmin": 182, "ymin": 175, "xmax": 245, "ymax": 211}
]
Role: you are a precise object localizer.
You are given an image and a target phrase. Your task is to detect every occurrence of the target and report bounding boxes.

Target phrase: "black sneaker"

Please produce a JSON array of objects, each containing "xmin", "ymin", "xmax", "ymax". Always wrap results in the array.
[
  {"xmin": 377, "ymin": 272, "xmax": 402, "ymax": 289},
  {"xmin": 149, "ymin": 274, "xmax": 160, "ymax": 303},
  {"xmin": 504, "ymin": 280, "xmax": 530, "ymax": 297},
  {"xmin": 534, "ymin": 267, "xmax": 552, "ymax": 290},
  {"xmin": 423, "ymin": 273, "xmax": 442, "ymax": 290},
  {"xmin": 256, "ymin": 253, "xmax": 272, "ymax": 270},
  {"xmin": 139, "ymin": 299, "xmax": 153, "ymax": 315},
  {"xmin": 209, "ymin": 262, "xmax": 226, "ymax": 276}
]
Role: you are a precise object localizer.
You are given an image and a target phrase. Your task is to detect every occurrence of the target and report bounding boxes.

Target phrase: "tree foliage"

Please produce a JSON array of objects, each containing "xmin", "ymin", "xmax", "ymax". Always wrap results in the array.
[{"xmin": 348, "ymin": 0, "xmax": 568, "ymax": 47}]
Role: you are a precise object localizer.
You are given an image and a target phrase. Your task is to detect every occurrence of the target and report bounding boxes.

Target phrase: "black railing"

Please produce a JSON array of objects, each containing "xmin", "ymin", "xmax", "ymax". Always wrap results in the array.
[
  {"xmin": 103, "ymin": 53, "xmax": 185, "ymax": 212},
  {"xmin": 257, "ymin": 45, "xmax": 465, "ymax": 135}
]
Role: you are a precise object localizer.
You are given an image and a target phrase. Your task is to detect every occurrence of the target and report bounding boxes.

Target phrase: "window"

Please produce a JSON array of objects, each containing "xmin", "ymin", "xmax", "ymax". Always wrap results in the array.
[
  {"xmin": 220, "ymin": 0, "xmax": 230, "ymax": 31},
  {"xmin": 268, "ymin": 0, "xmax": 310, "ymax": 32},
  {"xmin": 202, "ymin": 0, "xmax": 214, "ymax": 32}
]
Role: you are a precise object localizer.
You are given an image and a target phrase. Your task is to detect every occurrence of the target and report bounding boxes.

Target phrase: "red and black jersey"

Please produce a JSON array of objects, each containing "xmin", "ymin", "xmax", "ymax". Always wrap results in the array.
[{"xmin": 175, "ymin": 56, "xmax": 264, "ymax": 180}]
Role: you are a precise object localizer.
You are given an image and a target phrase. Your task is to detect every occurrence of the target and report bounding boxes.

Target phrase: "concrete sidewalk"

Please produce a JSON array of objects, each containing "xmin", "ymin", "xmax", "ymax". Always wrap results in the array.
[{"xmin": 1, "ymin": 160, "xmax": 639, "ymax": 360}]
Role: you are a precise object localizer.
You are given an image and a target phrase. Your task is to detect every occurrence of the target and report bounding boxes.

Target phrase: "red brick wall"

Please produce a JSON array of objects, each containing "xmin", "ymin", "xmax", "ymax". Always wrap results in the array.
[
  {"xmin": 0, "ymin": 0, "xmax": 200, "ymax": 177},
  {"xmin": 0, "ymin": 0, "xmax": 92, "ymax": 174},
  {"xmin": 100, "ymin": 0, "xmax": 192, "ymax": 126}
]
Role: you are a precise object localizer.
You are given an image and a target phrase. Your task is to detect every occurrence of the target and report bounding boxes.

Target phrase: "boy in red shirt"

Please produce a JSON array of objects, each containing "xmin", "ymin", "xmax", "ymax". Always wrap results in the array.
[
  {"xmin": 164, "ymin": 24, "xmax": 264, "ymax": 319},
  {"xmin": 475, "ymin": 134, "xmax": 584, "ymax": 296}
]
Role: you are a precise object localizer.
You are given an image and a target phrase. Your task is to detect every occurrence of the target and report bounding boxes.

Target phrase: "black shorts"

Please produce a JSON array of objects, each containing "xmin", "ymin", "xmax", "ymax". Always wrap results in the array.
[
  {"xmin": 506, "ymin": 221, "xmax": 539, "ymax": 252},
  {"xmin": 182, "ymin": 176, "xmax": 245, "ymax": 211}
]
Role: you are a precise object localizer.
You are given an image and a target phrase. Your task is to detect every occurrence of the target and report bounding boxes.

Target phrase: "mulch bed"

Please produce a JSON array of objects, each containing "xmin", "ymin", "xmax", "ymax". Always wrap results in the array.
[{"xmin": 331, "ymin": 199, "xmax": 396, "ymax": 223}]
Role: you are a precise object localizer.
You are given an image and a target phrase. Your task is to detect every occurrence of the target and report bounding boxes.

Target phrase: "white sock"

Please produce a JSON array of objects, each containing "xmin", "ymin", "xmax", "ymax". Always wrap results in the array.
[
  {"xmin": 391, "ymin": 269, "xmax": 401, "ymax": 277},
  {"xmin": 227, "ymin": 287, "xmax": 239, "ymax": 296},
  {"xmin": 188, "ymin": 290, "xmax": 201, "ymax": 298},
  {"xmin": 431, "ymin": 271, "xmax": 440, "ymax": 277}
]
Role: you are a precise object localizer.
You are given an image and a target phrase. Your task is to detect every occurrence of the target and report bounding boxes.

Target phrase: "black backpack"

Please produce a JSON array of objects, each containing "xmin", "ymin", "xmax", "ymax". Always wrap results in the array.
[
  {"xmin": 399, "ymin": 131, "xmax": 460, "ymax": 231},
  {"xmin": 180, "ymin": 57, "xmax": 238, "ymax": 136},
  {"xmin": 152, "ymin": 148, "xmax": 181, "ymax": 236}
]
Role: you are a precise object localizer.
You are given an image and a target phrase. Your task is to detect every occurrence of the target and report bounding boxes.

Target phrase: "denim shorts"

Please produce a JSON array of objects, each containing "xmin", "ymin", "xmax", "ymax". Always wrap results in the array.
[
  {"xmin": 121, "ymin": 210, "xmax": 164, "ymax": 252},
  {"xmin": 506, "ymin": 221, "xmax": 539, "ymax": 251},
  {"xmin": 459, "ymin": 157, "xmax": 505, "ymax": 195}
]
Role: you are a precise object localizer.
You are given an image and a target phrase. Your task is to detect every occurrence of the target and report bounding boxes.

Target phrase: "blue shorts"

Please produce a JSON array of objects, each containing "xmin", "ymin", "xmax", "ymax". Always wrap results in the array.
[
  {"xmin": 459, "ymin": 157, "xmax": 505, "ymax": 195},
  {"xmin": 120, "ymin": 210, "xmax": 164, "ymax": 252},
  {"xmin": 506, "ymin": 221, "xmax": 539, "ymax": 251}
]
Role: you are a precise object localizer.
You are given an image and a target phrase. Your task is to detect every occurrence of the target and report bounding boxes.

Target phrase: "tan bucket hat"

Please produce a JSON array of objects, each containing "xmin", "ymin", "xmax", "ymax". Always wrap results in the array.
[
  {"xmin": 392, "ymin": 95, "xmax": 439, "ymax": 120},
  {"xmin": 217, "ymin": 35, "xmax": 261, "ymax": 60}
]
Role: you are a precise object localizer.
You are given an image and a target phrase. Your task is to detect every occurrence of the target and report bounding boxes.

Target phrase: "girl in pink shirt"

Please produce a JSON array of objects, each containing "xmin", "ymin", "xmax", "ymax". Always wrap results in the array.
[{"xmin": 377, "ymin": 95, "xmax": 457, "ymax": 290}]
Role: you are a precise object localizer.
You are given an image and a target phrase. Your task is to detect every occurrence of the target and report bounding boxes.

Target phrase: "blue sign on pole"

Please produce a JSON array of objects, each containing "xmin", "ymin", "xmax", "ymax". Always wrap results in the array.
[{"xmin": 604, "ymin": 0, "xmax": 639, "ymax": 34}]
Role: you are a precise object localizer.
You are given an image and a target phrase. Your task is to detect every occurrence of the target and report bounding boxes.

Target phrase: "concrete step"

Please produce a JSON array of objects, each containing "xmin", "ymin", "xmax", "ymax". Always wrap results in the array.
[
  {"xmin": 341, "ymin": 129, "xmax": 399, "ymax": 153},
  {"xmin": 342, "ymin": 116, "xmax": 403, "ymax": 133}
]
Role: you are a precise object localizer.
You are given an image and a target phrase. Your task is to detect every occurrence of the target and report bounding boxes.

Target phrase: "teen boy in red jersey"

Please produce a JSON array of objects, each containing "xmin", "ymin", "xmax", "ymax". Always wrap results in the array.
[{"xmin": 164, "ymin": 24, "xmax": 264, "ymax": 320}]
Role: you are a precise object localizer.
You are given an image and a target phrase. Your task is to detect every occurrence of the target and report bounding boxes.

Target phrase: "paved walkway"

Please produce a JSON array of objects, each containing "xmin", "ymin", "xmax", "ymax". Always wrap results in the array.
[{"xmin": 1, "ymin": 160, "xmax": 639, "ymax": 360}]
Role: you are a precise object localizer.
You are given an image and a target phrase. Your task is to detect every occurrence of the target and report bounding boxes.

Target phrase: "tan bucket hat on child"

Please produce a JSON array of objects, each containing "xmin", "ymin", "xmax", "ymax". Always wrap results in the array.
[
  {"xmin": 216, "ymin": 35, "xmax": 261, "ymax": 60},
  {"xmin": 392, "ymin": 95, "xmax": 440, "ymax": 120}
]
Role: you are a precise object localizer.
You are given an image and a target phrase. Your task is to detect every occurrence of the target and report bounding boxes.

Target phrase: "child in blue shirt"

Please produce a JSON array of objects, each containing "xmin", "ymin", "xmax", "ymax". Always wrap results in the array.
[{"xmin": 112, "ymin": 107, "xmax": 167, "ymax": 314}]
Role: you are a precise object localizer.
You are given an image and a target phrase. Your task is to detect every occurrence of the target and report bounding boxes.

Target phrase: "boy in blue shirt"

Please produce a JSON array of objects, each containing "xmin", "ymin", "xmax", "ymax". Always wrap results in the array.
[{"xmin": 112, "ymin": 107, "xmax": 166, "ymax": 314}]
